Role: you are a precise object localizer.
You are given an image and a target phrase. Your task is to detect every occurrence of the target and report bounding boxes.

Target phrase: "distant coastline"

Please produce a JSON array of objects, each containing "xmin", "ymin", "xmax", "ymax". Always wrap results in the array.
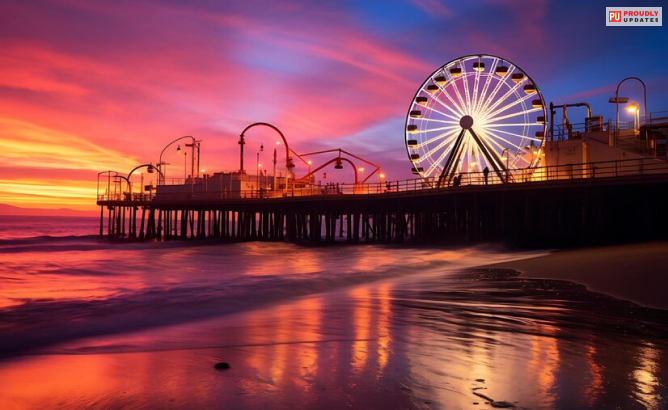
[{"xmin": 0, "ymin": 203, "xmax": 98, "ymax": 218}]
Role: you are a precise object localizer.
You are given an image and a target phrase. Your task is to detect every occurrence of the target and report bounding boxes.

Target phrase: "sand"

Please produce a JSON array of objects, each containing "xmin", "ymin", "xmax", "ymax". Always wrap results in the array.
[{"xmin": 484, "ymin": 241, "xmax": 668, "ymax": 309}]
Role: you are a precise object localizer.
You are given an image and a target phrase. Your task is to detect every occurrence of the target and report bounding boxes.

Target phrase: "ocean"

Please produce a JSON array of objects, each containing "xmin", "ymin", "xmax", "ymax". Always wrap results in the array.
[{"xmin": 0, "ymin": 215, "xmax": 666, "ymax": 409}]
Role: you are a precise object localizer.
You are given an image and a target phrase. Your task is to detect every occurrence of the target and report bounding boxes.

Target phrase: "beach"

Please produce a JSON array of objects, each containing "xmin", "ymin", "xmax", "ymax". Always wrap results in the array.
[
  {"xmin": 0, "ymin": 217, "xmax": 667, "ymax": 409},
  {"xmin": 486, "ymin": 241, "xmax": 668, "ymax": 310}
]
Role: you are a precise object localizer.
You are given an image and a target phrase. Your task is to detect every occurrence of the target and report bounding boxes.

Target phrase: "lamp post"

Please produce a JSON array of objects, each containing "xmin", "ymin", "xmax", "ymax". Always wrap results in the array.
[
  {"xmin": 183, "ymin": 151, "xmax": 187, "ymax": 180},
  {"xmin": 273, "ymin": 148, "xmax": 277, "ymax": 190},
  {"xmin": 240, "ymin": 123, "xmax": 293, "ymax": 191},
  {"xmin": 612, "ymin": 77, "xmax": 647, "ymax": 142},
  {"xmin": 257, "ymin": 143, "xmax": 264, "ymax": 195},
  {"xmin": 158, "ymin": 136, "xmax": 197, "ymax": 185}
]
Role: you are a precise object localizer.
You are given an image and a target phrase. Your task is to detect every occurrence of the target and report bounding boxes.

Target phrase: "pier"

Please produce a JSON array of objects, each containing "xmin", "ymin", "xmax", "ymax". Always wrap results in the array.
[{"xmin": 97, "ymin": 158, "xmax": 668, "ymax": 247}]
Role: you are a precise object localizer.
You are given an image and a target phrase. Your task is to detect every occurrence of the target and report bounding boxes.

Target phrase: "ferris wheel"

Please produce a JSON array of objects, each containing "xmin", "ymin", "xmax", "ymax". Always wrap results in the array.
[{"xmin": 405, "ymin": 54, "xmax": 547, "ymax": 184}]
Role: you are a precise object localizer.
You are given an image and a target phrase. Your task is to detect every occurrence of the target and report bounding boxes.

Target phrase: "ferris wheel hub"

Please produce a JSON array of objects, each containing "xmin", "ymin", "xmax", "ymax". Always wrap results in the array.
[{"xmin": 459, "ymin": 115, "xmax": 474, "ymax": 130}]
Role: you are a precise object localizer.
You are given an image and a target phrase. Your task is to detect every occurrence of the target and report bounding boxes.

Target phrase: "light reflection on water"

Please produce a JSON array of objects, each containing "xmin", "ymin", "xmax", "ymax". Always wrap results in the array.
[{"xmin": 0, "ymin": 268, "xmax": 666, "ymax": 410}]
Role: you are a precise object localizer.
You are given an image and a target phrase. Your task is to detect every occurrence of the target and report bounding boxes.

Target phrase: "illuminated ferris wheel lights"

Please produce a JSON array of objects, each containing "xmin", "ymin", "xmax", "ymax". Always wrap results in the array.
[
  {"xmin": 404, "ymin": 54, "xmax": 547, "ymax": 182},
  {"xmin": 511, "ymin": 73, "xmax": 525, "ymax": 83},
  {"xmin": 495, "ymin": 66, "xmax": 509, "ymax": 76},
  {"xmin": 524, "ymin": 84, "xmax": 537, "ymax": 94}
]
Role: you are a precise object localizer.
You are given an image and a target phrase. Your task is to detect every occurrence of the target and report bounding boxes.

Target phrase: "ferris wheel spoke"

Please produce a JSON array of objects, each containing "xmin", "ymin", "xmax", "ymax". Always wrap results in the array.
[
  {"xmin": 471, "ymin": 65, "xmax": 484, "ymax": 114},
  {"xmin": 422, "ymin": 132, "xmax": 459, "ymax": 159},
  {"xmin": 425, "ymin": 134, "xmax": 460, "ymax": 176},
  {"xmin": 417, "ymin": 124, "xmax": 462, "ymax": 135},
  {"xmin": 479, "ymin": 128, "xmax": 531, "ymax": 155},
  {"xmin": 482, "ymin": 106, "xmax": 542, "ymax": 125},
  {"xmin": 463, "ymin": 73, "xmax": 473, "ymax": 114},
  {"xmin": 417, "ymin": 118, "xmax": 461, "ymax": 125},
  {"xmin": 438, "ymin": 128, "xmax": 467, "ymax": 181},
  {"xmin": 484, "ymin": 127, "xmax": 543, "ymax": 142},
  {"xmin": 476, "ymin": 65, "xmax": 517, "ymax": 116},
  {"xmin": 480, "ymin": 92, "xmax": 536, "ymax": 123},
  {"xmin": 479, "ymin": 78, "xmax": 526, "ymax": 120},
  {"xmin": 416, "ymin": 128, "xmax": 460, "ymax": 149},
  {"xmin": 435, "ymin": 87, "xmax": 467, "ymax": 118},
  {"xmin": 466, "ymin": 128, "xmax": 508, "ymax": 181},
  {"xmin": 430, "ymin": 90, "xmax": 467, "ymax": 119},
  {"xmin": 476, "ymin": 60, "xmax": 498, "ymax": 115},
  {"xmin": 419, "ymin": 100, "xmax": 462, "ymax": 122},
  {"xmin": 445, "ymin": 69, "xmax": 469, "ymax": 115}
]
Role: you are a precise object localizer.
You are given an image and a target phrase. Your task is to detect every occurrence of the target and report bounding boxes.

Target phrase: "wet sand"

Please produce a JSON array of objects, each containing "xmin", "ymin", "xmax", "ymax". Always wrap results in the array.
[
  {"xmin": 484, "ymin": 241, "xmax": 668, "ymax": 310},
  {"xmin": 1, "ymin": 263, "xmax": 667, "ymax": 409}
]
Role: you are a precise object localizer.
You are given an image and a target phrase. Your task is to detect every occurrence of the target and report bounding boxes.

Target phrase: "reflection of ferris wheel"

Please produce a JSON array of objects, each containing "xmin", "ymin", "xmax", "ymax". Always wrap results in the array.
[{"xmin": 405, "ymin": 54, "xmax": 547, "ymax": 184}]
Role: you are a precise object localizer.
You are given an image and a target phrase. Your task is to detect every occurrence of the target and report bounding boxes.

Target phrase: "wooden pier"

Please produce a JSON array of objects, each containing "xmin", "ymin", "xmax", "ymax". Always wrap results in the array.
[{"xmin": 98, "ymin": 170, "xmax": 668, "ymax": 248}]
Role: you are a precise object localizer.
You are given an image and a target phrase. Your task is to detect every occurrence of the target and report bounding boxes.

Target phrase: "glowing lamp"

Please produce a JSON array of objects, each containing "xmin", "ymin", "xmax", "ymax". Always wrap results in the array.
[{"xmin": 626, "ymin": 101, "xmax": 639, "ymax": 113}]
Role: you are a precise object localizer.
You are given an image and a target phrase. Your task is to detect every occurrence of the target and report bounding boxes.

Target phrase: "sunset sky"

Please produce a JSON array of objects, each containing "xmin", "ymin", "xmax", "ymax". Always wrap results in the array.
[{"xmin": 1, "ymin": 0, "xmax": 667, "ymax": 211}]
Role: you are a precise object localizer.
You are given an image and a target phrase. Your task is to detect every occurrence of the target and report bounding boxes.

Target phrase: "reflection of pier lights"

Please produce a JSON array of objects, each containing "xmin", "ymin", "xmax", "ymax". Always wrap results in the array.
[
  {"xmin": 157, "ymin": 135, "xmax": 200, "ymax": 184},
  {"xmin": 611, "ymin": 77, "xmax": 647, "ymax": 140}
]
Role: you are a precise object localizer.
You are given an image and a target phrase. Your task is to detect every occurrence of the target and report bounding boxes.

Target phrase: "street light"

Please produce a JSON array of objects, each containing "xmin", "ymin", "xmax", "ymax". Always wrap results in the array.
[
  {"xmin": 611, "ymin": 77, "xmax": 647, "ymax": 143},
  {"xmin": 158, "ymin": 136, "xmax": 197, "ymax": 185},
  {"xmin": 627, "ymin": 101, "xmax": 640, "ymax": 132},
  {"xmin": 257, "ymin": 143, "xmax": 264, "ymax": 193},
  {"xmin": 358, "ymin": 167, "xmax": 365, "ymax": 182},
  {"xmin": 183, "ymin": 151, "xmax": 187, "ymax": 180}
]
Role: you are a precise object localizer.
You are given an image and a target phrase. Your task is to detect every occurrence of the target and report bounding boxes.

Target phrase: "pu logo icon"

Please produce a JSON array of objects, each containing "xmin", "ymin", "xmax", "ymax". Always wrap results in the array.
[{"xmin": 609, "ymin": 11, "xmax": 621, "ymax": 22}]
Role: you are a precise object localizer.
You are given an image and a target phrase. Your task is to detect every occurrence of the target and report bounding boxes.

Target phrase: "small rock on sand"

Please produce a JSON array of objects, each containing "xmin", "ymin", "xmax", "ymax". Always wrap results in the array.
[{"xmin": 214, "ymin": 362, "xmax": 231, "ymax": 370}]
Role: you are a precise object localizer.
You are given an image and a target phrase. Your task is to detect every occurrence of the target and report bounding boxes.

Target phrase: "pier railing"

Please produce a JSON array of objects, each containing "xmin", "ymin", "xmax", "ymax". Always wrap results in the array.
[{"xmin": 97, "ymin": 157, "xmax": 668, "ymax": 203}]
